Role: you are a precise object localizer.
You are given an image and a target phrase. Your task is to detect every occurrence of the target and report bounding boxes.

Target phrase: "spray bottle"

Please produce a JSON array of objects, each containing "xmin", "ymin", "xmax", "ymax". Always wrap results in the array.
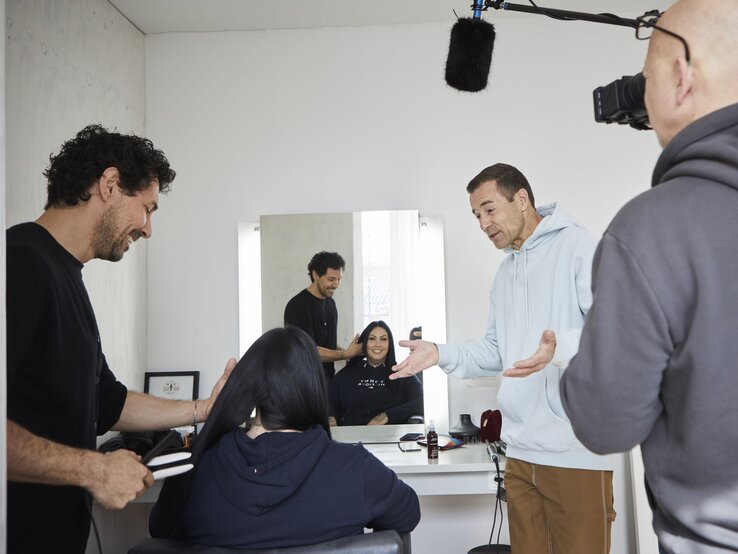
[{"xmin": 427, "ymin": 420, "xmax": 439, "ymax": 462}]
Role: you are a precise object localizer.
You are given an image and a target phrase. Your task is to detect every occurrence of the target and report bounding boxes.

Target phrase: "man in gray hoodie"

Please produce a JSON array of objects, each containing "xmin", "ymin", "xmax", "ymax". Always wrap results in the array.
[{"xmin": 514, "ymin": 1, "xmax": 738, "ymax": 552}]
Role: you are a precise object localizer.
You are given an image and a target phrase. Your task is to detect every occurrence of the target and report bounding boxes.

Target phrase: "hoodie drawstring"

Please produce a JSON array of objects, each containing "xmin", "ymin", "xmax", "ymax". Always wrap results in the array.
[
  {"xmin": 524, "ymin": 249, "xmax": 530, "ymax": 329},
  {"xmin": 511, "ymin": 250, "xmax": 531, "ymax": 329},
  {"xmin": 512, "ymin": 256, "xmax": 518, "ymax": 328}
]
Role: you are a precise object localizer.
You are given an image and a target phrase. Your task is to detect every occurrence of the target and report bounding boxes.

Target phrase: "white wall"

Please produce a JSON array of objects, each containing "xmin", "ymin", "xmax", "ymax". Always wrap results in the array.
[
  {"xmin": 144, "ymin": 19, "xmax": 660, "ymax": 393},
  {"xmin": 145, "ymin": 17, "xmax": 659, "ymax": 553}
]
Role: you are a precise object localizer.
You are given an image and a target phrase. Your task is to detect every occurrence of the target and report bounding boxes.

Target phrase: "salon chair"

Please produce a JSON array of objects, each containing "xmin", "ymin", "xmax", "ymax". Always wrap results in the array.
[{"xmin": 129, "ymin": 530, "xmax": 411, "ymax": 554}]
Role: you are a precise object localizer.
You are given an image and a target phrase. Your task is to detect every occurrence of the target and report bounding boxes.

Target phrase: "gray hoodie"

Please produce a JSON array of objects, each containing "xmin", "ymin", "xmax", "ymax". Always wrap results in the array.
[{"xmin": 561, "ymin": 102, "xmax": 738, "ymax": 553}]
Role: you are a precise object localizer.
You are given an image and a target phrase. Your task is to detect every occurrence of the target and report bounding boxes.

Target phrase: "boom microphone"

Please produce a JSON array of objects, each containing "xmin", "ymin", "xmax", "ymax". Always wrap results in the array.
[
  {"xmin": 445, "ymin": 1, "xmax": 641, "ymax": 94},
  {"xmin": 444, "ymin": 16, "xmax": 496, "ymax": 92}
]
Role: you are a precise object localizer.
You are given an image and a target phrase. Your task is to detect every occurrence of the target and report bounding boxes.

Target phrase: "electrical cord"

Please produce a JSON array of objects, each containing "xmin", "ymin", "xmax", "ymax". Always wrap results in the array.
[
  {"xmin": 477, "ymin": 479, "xmax": 507, "ymax": 553},
  {"xmin": 473, "ymin": 447, "xmax": 509, "ymax": 553},
  {"xmin": 525, "ymin": 1, "xmax": 638, "ymax": 29},
  {"xmin": 495, "ymin": 484, "xmax": 505, "ymax": 546},
  {"xmin": 86, "ymin": 493, "xmax": 104, "ymax": 554},
  {"xmin": 527, "ymin": 0, "xmax": 574, "ymax": 21}
]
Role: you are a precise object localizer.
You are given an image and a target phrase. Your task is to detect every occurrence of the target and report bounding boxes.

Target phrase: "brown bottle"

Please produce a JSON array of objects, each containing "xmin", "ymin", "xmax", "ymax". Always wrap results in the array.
[{"xmin": 427, "ymin": 420, "xmax": 439, "ymax": 462}]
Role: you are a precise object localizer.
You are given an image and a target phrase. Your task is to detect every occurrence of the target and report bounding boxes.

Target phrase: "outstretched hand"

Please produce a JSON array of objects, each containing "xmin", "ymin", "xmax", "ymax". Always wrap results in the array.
[
  {"xmin": 503, "ymin": 330, "xmax": 557, "ymax": 378},
  {"xmin": 390, "ymin": 339, "xmax": 439, "ymax": 380},
  {"xmin": 201, "ymin": 357, "xmax": 237, "ymax": 420}
]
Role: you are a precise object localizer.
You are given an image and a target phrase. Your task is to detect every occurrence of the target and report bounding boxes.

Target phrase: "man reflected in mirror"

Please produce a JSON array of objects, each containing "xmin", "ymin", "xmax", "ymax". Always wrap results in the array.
[{"xmin": 284, "ymin": 251, "xmax": 362, "ymax": 381}]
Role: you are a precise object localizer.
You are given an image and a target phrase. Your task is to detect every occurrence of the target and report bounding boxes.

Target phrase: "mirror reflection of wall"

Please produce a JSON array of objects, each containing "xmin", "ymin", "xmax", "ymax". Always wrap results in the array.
[
  {"xmin": 238, "ymin": 211, "xmax": 448, "ymax": 430},
  {"xmin": 261, "ymin": 212, "xmax": 356, "ymax": 352}
]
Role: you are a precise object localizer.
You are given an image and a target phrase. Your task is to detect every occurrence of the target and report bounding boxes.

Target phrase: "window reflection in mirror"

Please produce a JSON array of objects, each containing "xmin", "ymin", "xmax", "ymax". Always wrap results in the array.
[{"xmin": 238, "ymin": 211, "xmax": 448, "ymax": 431}]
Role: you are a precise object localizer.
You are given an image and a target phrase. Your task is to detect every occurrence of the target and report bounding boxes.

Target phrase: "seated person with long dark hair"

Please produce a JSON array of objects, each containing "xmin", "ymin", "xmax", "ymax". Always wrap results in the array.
[
  {"xmin": 329, "ymin": 321, "xmax": 423, "ymax": 426},
  {"xmin": 149, "ymin": 326, "xmax": 419, "ymax": 549}
]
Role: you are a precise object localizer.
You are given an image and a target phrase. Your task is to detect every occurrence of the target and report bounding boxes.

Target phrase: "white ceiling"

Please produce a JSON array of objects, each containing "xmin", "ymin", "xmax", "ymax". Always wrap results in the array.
[{"xmin": 109, "ymin": 0, "xmax": 673, "ymax": 34}]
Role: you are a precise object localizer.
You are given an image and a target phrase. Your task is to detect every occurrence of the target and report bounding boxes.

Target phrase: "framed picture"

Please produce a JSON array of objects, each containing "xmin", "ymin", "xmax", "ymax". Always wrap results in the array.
[{"xmin": 144, "ymin": 371, "xmax": 200, "ymax": 401}]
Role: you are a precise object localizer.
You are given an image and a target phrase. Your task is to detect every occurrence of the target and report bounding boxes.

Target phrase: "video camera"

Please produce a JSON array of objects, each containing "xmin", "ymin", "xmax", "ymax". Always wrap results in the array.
[{"xmin": 593, "ymin": 72, "xmax": 650, "ymax": 130}]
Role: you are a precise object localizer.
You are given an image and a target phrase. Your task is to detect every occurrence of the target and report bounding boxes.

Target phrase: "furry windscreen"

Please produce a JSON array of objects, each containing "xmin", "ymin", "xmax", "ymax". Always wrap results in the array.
[{"xmin": 445, "ymin": 18, "xmax": 496, "ymax": 92}]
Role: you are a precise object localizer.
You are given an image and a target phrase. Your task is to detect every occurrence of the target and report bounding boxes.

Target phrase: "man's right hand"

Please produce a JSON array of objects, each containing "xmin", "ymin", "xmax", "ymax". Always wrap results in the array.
[
  {"xmin": 344, "ymin": 334, "xmax": 363, "ymax": 359},
  {"xmin": 390, "ymin": 339, "xmax": 439, "ymax": 380},
  {"xmin": 86, "ymin": 449, "xmax": 154, "ymax": 509}
]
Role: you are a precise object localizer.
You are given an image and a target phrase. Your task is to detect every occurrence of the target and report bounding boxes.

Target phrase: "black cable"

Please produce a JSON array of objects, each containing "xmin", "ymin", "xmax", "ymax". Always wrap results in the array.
[
  {"xmin": 90, "ymin": 513, "xmax": 104, "ymax": 554},
  {"xmin": 486, "ymin": 492, "xmax": 500, "ymax": 547},
  {"xmin": 596, "ymin": 12, "xmax": 639, "ymax": 29},
  {"xmin": 496, "ymin": 491, "xmax": 505, "ymax": 546},
  {"xmin": 525, "ymin": 1, "xmax": 639, "ymax": 29},
  {"xmin": 478, "ymin": 474, "xmax": 506, "ymax": 552},
  {"xmin": 527, "ymin": 0, "xmax": 574, "ymax": 21},
  {"xmin": 86, "ymin": 493, "xmax": 104, "ymax": 554}
]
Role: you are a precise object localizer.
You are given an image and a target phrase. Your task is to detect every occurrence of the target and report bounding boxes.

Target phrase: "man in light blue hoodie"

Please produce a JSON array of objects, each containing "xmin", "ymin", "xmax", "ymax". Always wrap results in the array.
[{"xmin": 392, "ymin": 163, "xmax": 615, "ymax": 554}]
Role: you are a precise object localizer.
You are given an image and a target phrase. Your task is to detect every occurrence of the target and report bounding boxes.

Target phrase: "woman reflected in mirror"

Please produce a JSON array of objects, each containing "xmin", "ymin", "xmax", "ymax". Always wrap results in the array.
[{"xmin": 329, "ymin": 320, "xmax": 424, "ymax": 426}]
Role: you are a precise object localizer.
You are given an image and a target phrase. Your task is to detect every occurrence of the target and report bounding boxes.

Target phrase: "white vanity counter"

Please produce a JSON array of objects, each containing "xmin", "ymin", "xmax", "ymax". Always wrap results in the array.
[{"xmin": 331, "ymin": 424, "xmax": 504, "ymax": 496}]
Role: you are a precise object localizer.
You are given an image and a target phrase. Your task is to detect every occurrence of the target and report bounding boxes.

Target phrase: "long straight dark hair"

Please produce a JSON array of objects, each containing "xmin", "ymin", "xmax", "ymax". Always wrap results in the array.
[
  {"xmin": 153, "ymin": 326, "xmax": 331, "ymax": 537},
  {"xmin": 350, "ymin": 320, "xmax": 397, "ymax": 367},
  {"xmin": 345, "ymin": 321, "xmax": 398, "ymax": 394}
]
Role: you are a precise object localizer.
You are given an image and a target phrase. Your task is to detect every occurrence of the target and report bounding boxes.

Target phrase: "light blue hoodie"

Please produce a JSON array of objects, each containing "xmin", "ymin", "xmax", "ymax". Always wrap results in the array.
[{"xmin": 438, "ymin": 203, "xmax": 613, "ymax": 470}]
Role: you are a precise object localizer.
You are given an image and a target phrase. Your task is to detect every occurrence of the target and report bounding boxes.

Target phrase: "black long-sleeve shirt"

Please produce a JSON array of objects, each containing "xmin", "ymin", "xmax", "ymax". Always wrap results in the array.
[{"xmin": 7, "ymin": 223, "xmax": 127, "ymax": 553}]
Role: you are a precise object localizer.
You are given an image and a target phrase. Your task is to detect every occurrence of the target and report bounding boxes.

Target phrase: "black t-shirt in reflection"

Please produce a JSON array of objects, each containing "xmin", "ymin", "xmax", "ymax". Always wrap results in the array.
[{"xmin": 284, "ymin": 288, "xmax": 338, "ymax": 380}]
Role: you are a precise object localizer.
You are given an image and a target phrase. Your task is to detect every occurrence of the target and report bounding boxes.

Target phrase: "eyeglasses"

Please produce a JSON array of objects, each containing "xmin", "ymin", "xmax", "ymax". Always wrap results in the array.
[{"xmin": 635, "ymin": 10, "xmax": 691, "ymax": 63}]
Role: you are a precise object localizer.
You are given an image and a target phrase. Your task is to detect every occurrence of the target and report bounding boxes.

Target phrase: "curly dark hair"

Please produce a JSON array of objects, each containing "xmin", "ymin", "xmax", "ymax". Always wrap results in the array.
[
  {"xmin": 43, "ymin": 124, "xmax": 176, "ymax": 209},
  {"xmin": 307, "ymin": 251, "xmax": 345, "ymax": 281}
]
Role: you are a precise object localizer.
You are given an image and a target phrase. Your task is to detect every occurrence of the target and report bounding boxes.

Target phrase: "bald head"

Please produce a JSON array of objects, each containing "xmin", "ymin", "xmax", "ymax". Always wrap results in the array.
[
  {"xmin": 643, "ymin": 0, "xmax": 738, "ymax": 146},
  {"xmin": 664, "ymin": 0, "xmax": 738, "ymax": 59}
]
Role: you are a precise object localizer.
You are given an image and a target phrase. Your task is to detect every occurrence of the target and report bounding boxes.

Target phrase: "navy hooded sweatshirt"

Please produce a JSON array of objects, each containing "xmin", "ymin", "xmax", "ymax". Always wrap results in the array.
[
  {"xmin": 151, "ymin": 425, "xmax": 419, "ymax": 549},
  {"xmin": 329, "ymin": 361, "xmax": 424, "ymax": 425}
]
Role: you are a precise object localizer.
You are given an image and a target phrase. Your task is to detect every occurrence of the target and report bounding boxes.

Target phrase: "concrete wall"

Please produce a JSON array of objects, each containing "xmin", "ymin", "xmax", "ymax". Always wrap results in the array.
[
  {"xmin": 5, "ymin": 1, "xmax": 146, "ymax": 551},
  {"xmin": 260, "ymin": 212, "xmax": 355, "ymax": 347},
  {"xmin": 5, "ymin": 0, "xmax": 147, "ymax": 394}
]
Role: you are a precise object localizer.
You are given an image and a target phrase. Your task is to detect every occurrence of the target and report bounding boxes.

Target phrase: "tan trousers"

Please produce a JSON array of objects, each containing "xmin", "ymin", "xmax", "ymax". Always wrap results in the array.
[{"xmin": 504, "ymin": 458, "xmax": 616, "ymax": 554}]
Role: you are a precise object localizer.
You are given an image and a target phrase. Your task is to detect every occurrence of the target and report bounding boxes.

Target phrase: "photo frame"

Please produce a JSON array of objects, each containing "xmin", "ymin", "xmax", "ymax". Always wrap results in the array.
[{"xmin": 144, "ymin": 371, "xmax": 200, "ymax": 401}]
